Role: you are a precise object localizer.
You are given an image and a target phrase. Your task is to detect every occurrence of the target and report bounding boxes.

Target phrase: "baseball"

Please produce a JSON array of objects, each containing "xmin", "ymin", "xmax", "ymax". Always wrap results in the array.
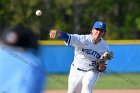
[{"xmin": 35, "ymin": 10, "xmax": 42, "ymax": 16}]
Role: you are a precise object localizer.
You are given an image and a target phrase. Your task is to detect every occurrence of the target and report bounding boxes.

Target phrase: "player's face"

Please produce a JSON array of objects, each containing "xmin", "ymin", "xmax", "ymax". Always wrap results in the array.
[{"xmin": 92, "ymin": 28, "xmax": 105, "ymax": 39}]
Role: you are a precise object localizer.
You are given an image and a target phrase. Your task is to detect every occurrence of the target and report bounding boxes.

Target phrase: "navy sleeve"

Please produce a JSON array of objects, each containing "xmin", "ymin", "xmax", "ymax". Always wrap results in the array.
[{"xmin": 58, "ymin": 31, "xmax": 69, "ymax": 43}]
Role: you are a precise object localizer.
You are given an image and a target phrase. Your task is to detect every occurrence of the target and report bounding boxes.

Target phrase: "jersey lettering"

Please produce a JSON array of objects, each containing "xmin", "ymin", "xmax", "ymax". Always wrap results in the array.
[{"xmin": 82, "ymin": 48, "xmax": 100, "ymax": 58}]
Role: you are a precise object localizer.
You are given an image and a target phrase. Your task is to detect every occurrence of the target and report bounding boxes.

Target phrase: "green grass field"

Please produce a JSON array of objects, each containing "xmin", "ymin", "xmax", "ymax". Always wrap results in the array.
[{"xmin": 45, "ymin": 73, "xmax": 140, "ymax": 90}]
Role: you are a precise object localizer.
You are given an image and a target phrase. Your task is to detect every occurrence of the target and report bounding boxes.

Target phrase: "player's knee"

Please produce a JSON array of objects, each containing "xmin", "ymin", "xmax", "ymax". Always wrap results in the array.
[
  {"xmin": 67, "ymin": 84, "xmax": 75, "ymax": 93},
  {"xmin": 82, "ymin": 79, "xmax": 91, "ymax": 90}
]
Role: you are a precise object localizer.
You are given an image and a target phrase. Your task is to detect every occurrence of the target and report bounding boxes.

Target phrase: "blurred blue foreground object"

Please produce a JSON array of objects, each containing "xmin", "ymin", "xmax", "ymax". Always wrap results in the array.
[{"xmin": 0, "ymin": 24, "xmax": 45, "ymax": 93}]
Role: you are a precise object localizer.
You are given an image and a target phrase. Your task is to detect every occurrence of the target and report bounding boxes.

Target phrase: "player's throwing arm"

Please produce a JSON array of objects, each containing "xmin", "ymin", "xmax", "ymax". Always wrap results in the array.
[{"xmin": 49, "ymin": 30, "xmax": 70, "ymax": 43}]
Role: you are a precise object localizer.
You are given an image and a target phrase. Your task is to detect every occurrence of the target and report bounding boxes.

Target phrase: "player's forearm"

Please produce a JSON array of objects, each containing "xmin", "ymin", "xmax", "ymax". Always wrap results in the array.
[
  {"xmin": 98, "ymin": 63, "xmax": 106, "ymax": 71},
  {"xmin": 96, "ymin": 55, "xmax": 107, "ymax": 72},
  {"xmin": 58, "ymin": 31, "xmax": 69, "ymax": 42},
  {"xmin": 49, "ymin": 30, "xmax": 69, "ymax": 42}
]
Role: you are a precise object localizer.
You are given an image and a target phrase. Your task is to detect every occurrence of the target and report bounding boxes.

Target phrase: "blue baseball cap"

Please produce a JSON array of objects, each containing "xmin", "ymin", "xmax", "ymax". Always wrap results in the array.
[{"xmin": 93, "ymin": 21, "xmax": 106, "ymax": 32}]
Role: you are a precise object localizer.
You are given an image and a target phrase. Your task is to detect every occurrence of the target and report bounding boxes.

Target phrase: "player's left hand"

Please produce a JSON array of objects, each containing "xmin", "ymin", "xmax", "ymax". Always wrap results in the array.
[
  {"xmin": 96, "ymin": 51, "xmax": 113, "ymax": 64},
  {"xmin": 96, "ymin": 51, "xmax": 113, "ymax": 72}
]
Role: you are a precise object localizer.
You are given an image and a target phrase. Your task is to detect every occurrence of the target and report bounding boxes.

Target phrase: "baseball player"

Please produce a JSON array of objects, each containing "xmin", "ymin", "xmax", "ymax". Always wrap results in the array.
[{"xmin": 49, "ymin": 21, "xmax": 113, "ymax": 93}]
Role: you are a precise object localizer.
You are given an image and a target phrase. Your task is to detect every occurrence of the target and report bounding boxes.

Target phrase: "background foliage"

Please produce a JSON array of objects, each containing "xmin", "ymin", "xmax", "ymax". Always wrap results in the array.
[{"xmin": 0, "ymin": 0, "xmax": 140, "ymax": 40}]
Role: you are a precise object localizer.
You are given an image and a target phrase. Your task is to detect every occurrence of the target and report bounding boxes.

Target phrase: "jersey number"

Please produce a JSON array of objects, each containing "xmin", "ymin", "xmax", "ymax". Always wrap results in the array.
[{"xmin": 89, "ymin": 61, "xmax": 97, "ymax": 66}]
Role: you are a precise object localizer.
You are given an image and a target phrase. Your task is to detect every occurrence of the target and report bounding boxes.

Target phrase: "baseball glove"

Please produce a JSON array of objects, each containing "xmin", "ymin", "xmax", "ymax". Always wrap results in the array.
[{"xmin": 96, "ymin": 51, "xmax": 113, "ymax": 72}]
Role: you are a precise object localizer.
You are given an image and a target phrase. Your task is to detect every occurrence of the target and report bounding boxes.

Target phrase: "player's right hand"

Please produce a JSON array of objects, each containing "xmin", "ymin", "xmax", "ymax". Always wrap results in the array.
[{"xmin": 49, "ymin": 30, "xmax": 60, "ymax": 38}]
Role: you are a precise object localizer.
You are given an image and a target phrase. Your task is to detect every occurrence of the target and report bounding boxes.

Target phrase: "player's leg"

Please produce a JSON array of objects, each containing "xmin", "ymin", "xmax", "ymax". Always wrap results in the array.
[
  {"xmin": 67, "ymin": 65, "xmax": 84, "ymax": 93},
  {"xmin": 81, "ymin": 70, "xmax": 100, "ymax": 93},
  {"xmin": 74, "ymin": 79, "xmax": 82, "ymax": 93}
]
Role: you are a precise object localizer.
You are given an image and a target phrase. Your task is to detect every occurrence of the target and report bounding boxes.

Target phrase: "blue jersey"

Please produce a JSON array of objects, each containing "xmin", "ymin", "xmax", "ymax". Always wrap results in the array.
[{"xmin": 0, "ymin": 45, "xmax": 45, "ymax": 93}]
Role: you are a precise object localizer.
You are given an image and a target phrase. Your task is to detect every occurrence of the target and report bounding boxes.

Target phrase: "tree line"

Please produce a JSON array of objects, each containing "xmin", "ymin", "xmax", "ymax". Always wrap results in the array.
[{"xmin": 0, "ymin": 0, "xmax": 140, "ymax": 40}]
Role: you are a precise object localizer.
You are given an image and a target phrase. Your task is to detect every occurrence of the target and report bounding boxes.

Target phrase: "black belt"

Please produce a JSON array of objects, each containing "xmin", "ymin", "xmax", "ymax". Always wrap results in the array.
[
  {"xmin": 77, "ymin": 68, "xmax": 88, "ymax": 72},
  {"xmin": 72, "ymin": 63, "xmax": 89, "ymax": 72}
]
